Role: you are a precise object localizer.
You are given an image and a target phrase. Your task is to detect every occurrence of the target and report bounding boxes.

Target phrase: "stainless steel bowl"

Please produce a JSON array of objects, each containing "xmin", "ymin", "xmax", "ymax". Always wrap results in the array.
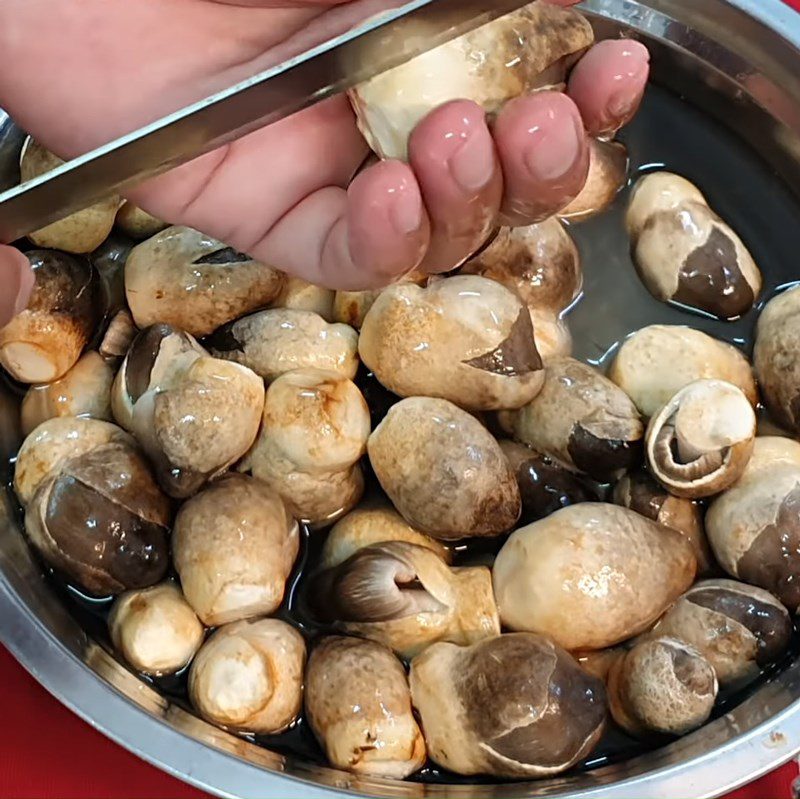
[{"xmin": 3, "ymin": 0, "xmax": 800, "ymax": 796}]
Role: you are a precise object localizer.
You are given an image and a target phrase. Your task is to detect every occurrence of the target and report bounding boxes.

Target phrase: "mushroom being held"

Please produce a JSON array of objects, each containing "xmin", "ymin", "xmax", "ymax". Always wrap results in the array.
[
  {"xmin": 559, "ymin": 139, "xmax": 628, "ymax": 222},
  {"xmin": 173, "ymin": 475, "xmax": 299, "ymax": 627},
  {"xmin": 109, "ymin": 583, "xmax": 204, "ymax": 676},
  {"xmin": 493, "ymin": 503, "xmax": 696, "ymax": 650},
  {"xmin": 189, "ymin": 619, "xmax": 305, "ymax": 735},
  {"xmin": 306, "ymin": 636, "xmax": 426, "ymax": 779},
  {"xmin": 626, "ymin": 172, "xmax": 762, "ymax": 319},
  {"xmin": 646, "ymin": 379, "xmax": 755, "ymax": 499},
  {"xmin": 410, "ymin": 633, "xmax": 607, "ymax": 778}
]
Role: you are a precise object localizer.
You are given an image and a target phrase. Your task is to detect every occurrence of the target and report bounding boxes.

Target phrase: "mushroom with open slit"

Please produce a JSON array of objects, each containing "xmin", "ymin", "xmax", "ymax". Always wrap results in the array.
[
  {"xmin": 305, "ymin": 636, "xmax": 426, "ymax": 779},
  {"xmin": 559, "ymin": 139, "xmax": 629, "ymax": 222}
]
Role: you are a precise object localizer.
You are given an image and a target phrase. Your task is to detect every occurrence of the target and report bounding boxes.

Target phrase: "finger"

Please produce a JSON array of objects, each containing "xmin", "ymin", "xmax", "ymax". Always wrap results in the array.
[
  {"xmin": 408, "ymin": 100, "xmax": 502, "ymax": 274},
  {"xmin": 494, "ymin": 91, "xmax": 589, "ymax": 225},
  {"xmin": 0, "ymin": 245, "xmax": 34, "ymax": 329},
  {"xmin": 568, "ymin": 39, "xmax": 650, "ymax": 137},
  {"xmin": 541, "ymin": 0, "xmax": 583, "ymax": 4}
]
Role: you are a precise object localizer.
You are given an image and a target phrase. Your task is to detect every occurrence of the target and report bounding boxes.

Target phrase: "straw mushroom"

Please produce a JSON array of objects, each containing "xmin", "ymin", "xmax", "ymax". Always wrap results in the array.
[
  {"xmin": 90, "ymin": 231, "xmax": 134, "ymax": 317},
  {"xmin": 559, "ymin": 139, "xmax": 628, "ymax": 222},
  {"xmin": 189, "ymin": 619, "xmax": 305, "ymax": 735},
  {"xmin": 98, "ymin": 310, "xmax": 138, "ymax": 361},
  {"xmin": 409, "ymin": 633, "xmax": 607, "ymax": 778},
  {"xmin": 609, "ymin": 325, "xmax": 757, "ymax": 418},
  {"xmin": 332, "ymin": 271, "xmax": 427, "ymax": 330},
  {"xmin": 0, "ymin": 249, "xmax": 100, "ymax": 384},
  {"xmin": 125, "ymin": 226, "xmax": 284, "ymax": 337},
  {"xmin": 173, "ymin": 475, "xmax": 299, "ymax": 627},
  {"xmin": 269, "ymin": 276, "xmax": 335, "ymax": 321},
  {"xmin": 115, "ymin": 202, "xmax": 168, "ymax": 240},
  {"xmin": 626, "ymin": 172, "xmax": 762, "ymax": 319},
  {"xmin": 368, "ymin": 397, "xmax": 521, "ymax": 539},
  {"xmin": 109, "ymin": 583, "xmax": 204, "ymax": 676},
  {"xmin": 645, "ymin": 379, "xmax": 756, "ymax": 499},
  {"xmin": 306, "ymin": 636, "xmax": 426, "ymax": 779},
  {"xmin": 530, "ymin": 309, "xmax": 573, "ymax": 361},
  {"xmin": 493, "ymin": 503, "xmax": 696, "ymax": 650}
]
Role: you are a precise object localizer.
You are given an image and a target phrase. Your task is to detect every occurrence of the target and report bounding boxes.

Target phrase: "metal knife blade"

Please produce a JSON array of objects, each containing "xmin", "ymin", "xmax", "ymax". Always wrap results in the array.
[{"xmin": 0, "ymin": 0, "xmax": 537, "ymax": 245}]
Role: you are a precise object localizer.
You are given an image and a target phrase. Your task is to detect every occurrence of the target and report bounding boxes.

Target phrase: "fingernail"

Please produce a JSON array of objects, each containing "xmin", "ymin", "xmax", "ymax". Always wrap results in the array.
[
  {"xmin": 525, "ymin": 115, "xmax": 584, "ymax": 182},
  {"xmin": 389, "ymin": 186, "xmax": 424, "ymax": 235},
  {"xmin": 13, "ymin": 259, "xmax": 34, "ymax": 316},
  {"xmin": 448, "ymin": 128, "xmax": 496, "ymax": 192}
]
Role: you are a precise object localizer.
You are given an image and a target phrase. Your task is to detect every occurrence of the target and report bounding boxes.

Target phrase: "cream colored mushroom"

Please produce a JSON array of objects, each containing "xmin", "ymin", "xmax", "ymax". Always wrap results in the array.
[
  {"xmin": 115, "ymin": 202, "xmax": 168, "ymax": 240},
  {"xmin": 269, "ymin": 276, "xmax": 335, "ymax": 321},
  {"xmin": 530, "ymin": 309, "xmax": 573, "ymax": 361},
  {"xmin": 559, "ymin": 139, "xmax": 628, "ymax": 222}
]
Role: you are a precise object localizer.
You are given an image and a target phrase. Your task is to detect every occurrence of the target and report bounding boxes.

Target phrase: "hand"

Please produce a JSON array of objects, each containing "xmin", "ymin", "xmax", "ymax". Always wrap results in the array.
[{"xmin": 0, "ymin": 0, "xmax": 648, "ymax": 329}]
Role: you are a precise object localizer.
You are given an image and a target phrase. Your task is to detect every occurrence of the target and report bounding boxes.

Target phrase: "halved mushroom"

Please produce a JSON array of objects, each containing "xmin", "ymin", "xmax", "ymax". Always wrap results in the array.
[
  {"xmin": 21, "ymin": 351, "xmax": 115, "ymax": 436},
  {"xmin": 754, "ymin": 286, "xmax": 800, "ymax": 433},
  {"xmin": 125, "ymin": 226, "xmax": 284, "ymax": 337},
  {"xmin": 645, "ymin": 578, "xmax": 792, "ymax": 689},
  {"xmin": 503, "ymin": 357, "xmax": 643, "ymax": 481},
  {"xmin": 608, "ymin": 324, "xmax": 757, "ymax": 418},
  {"xmin": 321, "ymin": 502, "xmax": 450, "ymax": 570},
  {"xmin": 368, "ymin": 397, "xmax": 521, "ymax": 539},
  {"xmin": 306, "ymin": 636, "xmax": 426, "ymax": 779},
  {"xmin": 462, "ymin": 219, "xmax": 581, "ymax": 315},
  {"xmin": 109, "ymin": 582, "xmax": 204, "ymax": 676},
  {"xmin": 606, "ymin": 637, "xmax": 717, "ymax": 737},
  {"xmin": 360, "ymin": 276, "xmax": 545, "ymax": 411},
  {"xmin": 115, "ymin": 202, "xmax": 168, "ymax": 240},
  {"xmin": 626, "ymin": 172, "xmax": 762, "ymax": 319},
  {"xmin": 559, "ymin": 139, "xmax": 628, "ymax": 222},
  {"xmin": 208, "ymin": 308, "xmax": 359, "ymax": 383},
  {"xmin": 614, "ymin": 470, "xmax": 713, "ymax": 575},
  {"xmin": 20, "ymin": 137, "xmax": 119, "ymax": 253},
  {"xmin": 646, "ymin": 379, "xmax": 755, "ymax": 499},
  {"xmin": 173, "ymin": 474, "xmax": 299, "ymax": 626},
  {"xmin": 0, "ymin": 249, "xmax": 100, "ymax": 384},
  {"xmin": 312, "ymin": 541, "xmax": 498, "ymax": 658},
  {"xmin": 530, "ymin": 309, "xmax": 573, "ymax": 362},
  {"xmin": 493, "ymin": 503, "xmax": 696, "ymax": 650},
  {"xmin": 242, "ymin": 368, "xmax": 369, "ymax": 527},
  {"xmin": 112, "ymin": 324, "xmax": 264, "ymax": 498},
  {"xmin": 189, "ymin": 619, "xmax": 306, "ymax": 735},
  {"xmin": 410, "ymin": 633, "xmax": 607, "ymax": 777},
  {"xmin": 269, "ymin": 276, "xmax": 335, "ymax": 321},
  {"xmin": 349, "ymin": 3, "xmax": 593, "ymax": 161}
]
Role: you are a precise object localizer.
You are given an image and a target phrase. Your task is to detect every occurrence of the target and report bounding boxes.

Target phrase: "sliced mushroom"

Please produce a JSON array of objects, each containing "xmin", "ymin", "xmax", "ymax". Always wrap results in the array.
[
  {"xmin": 125, "ymin": 226, "xmax": 284, "ymax": 337},
  {"xmin": 242, "ymin": 368, "xmax": 369, "ymax": 527},
  {"xmin": 614, "ymin": 470, "xmax": 713, "ymax": 575},
  {"xmin": 530, "ymin": 308, "xmax": 573, "ymax": 362},
  {"xmin": 0, "ymin": 250, "xmax": 100, "ymax": 384},
  {"xmin": 462, "ymin": 219, "xmax": 582, "ymax": 315},
  {"xmin": 20, "ymin": 137, "xmax": 119, "ymax": 252},
  {"xmin": 368, "ymin": 397, "xmax": 521, "ymax": 539},
  {"xmin": 626, "ymin": 172, "xmax": 762, "ymax": 319},
  {"xmin": 609, "ymin": 324, "xmax": 757, "ymax": 418},
  {"xmin": 410, "ymin": 633, "xmax": 606, "ymax": 777},
  {"xmin": 503, "ymin": 357, "xmax": 643, "ymax": 481},
  {"xmin": 349, "ymin": 3, "xmax": 592, "ymax": 161},
  {"xmin": 321, "ymin": 502, "xmax": 450, "ymax": 570},
  {"xmin": 115, "ymin": 202, "xmax": 168, "ymax": 240},
  {"xmin": 559, "ymin": 139, "xmax": 628, "ymax": 222},
  {"xmin": 109, "ymin": 582, "xmax": 204, "ymax": 676},
  {"xmin": 269, "ymin": 276, "xmax": 335, "ymax": 321},
  {"xmin": 493, "ymin": 503, "xmax": 696, "ymax": 650},
  {"xmin": 646, "ymin": 379, "xmax": 755, "ymax": 499},
  {"xmin": 646, "ymin": 578, "xmax": 792, "ymax": 689},
  {"xmin": 305, "ymin": 636, "xmax": 426, "ymax": 779},
  {"xmin": 21, "ymin": 352, "xmax": 115, "ymax": 436},
  {"xmin": 360, "ymin": 276, "xmax": 545, "ymax": 411},
  {"xmin": 208, "ymin": 308, "xmax": 359, "ymax": 383},
  {"xmin": 312, "ymin": 541, "xmax": 498, "ymax": 658},
  {"xmin": 189, "ymin": 619, "xmax": 306, "ymax": 735},
  {"xmin": 607, "ymin": 637, "xmax": 717, "ymax": 737},
  {"xmin": 173, "ymin": 474, "xmax": 299, "ymax": 627}
]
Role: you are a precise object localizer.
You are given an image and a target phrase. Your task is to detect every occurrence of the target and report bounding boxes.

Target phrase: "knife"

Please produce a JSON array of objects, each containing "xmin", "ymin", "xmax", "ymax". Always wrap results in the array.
[{"xmin": 0, "ymin": 0, "xmax": 537, "ymax": 245}]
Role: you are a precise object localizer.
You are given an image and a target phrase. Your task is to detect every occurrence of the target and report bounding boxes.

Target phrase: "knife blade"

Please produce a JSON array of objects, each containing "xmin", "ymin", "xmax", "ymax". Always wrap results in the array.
[{"xmin": 0, "ymin": 0, "xmax": 537, "ymax": 245}]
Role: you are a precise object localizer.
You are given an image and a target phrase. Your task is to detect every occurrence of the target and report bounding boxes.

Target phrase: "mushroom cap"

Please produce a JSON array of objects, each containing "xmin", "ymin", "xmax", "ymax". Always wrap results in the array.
[
  {"xmin": 208, "ymin": 308, "xmax": 359, "ymax": 383},
  {"xmin": 558, "ymin": 139, "xmax": 629, "ymax": 222},
  {"xmin": 109, "ymin": 582, "xmax": 204, "ymax": 676},
  {"xmin": 493, "ymin": 503, "xmax": 697, "ymax": 650},
  {"xmin": 269, "ymin": 276, "xmax": 335, "ymax": 322},
  {"xmin": 368, "ymin": 397, "xmax": 521, "ymax": 539},
  {"xmin": 189, "ymin": 618, "xmax": 306, "ymax": 735},
  {"xmin": 349, "ymin": 3, "xmax": 593, "ymax": 161},
  {"xmin": 173, "ymin": 474, "xmax": 299, "ymax": 627},
  {"xmin": 530, "ymin": 309, "xmax": 573, "ymax": 362},
  {"xmin": 506, "ymin": 357, "xmax": 643, "ymax": 481},
  {"xmin": 305, "ymin": 636, "xmax": 426, "ymax": 779},
  {"xmin": 625, "ymin": 172, "xmax": 708, "ymax": 237},
  {"xmin": 125, "ymin": 226, "xmax": 284, "ymax": 337},
  {"xmin": 742, "ymin": 435, "xmax": 800, "ymax": 477},
  {"xmin": 115, "ymin": 202, "xmax": 168, "ymax": 240},
  {"xmin": 609, "ymin": 324, "xmax": 757, "ymax": 418},
  {"xmin": 646, "ymin": 379, "xmax": 756, "ymax": 499},
  {"xmin": 409, "ymin": 633, "xmax": 606, "ymax": 778},
  {"xmin": 607, "ymin": 637, "xmax": 717, "ymax": 737},
  {"xmin": 0, "ymin": 249, "xmax": 100, "ymax": 384},
  {"xmin": 321, "ymin": 503, "xmax": 451, "ymax": 569}
]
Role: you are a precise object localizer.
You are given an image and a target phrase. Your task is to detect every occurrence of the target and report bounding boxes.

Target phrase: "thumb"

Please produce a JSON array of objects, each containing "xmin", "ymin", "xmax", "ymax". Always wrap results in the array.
[{"xmin": 0, "ymin": 246, "xmax": 34, "ymax": 330}]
